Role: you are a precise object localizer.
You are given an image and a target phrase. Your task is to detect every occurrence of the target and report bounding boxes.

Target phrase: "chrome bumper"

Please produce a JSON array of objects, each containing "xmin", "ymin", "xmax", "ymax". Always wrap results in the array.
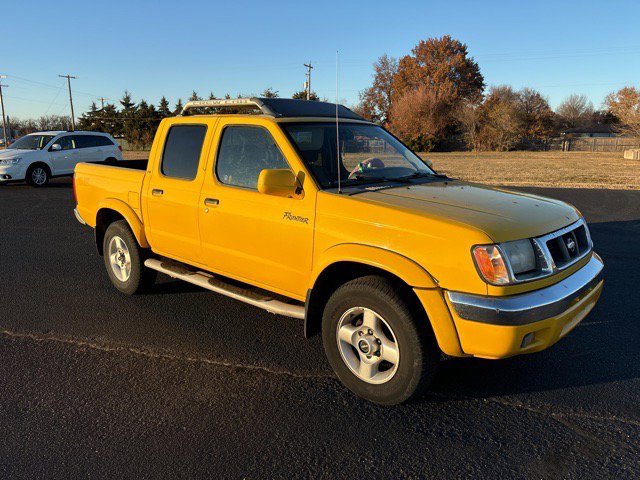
[
  {"xmin": 73, "ymin": 208, "xmax": 87, "ymax": 226},
  {"xmin": 446, "ymin": 254, "xmax": 604, "ymax": 326}
]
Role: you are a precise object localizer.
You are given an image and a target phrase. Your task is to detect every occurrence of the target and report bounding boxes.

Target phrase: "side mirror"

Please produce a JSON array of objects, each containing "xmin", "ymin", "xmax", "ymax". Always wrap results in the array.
[
  {"xmin": 257, "ymin": 169, "xmax": 302, "ymax": 198},
  {"xmin": 50, "ymin": 143, "xmax": 62, "ymax": 151}
]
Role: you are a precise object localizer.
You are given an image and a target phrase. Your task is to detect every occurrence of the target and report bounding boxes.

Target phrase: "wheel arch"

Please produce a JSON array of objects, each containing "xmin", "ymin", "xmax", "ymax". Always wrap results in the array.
[
  {"xmin": 95, "ymin": 199, "xmax": 149, "ymax": 255},
  {"xmin": 305, "ymin": 244, "xmax": 439, "ymax": 339},
  {"xmin": 26, "ymin": 161, "xmax": 52, "ymax": 176}
]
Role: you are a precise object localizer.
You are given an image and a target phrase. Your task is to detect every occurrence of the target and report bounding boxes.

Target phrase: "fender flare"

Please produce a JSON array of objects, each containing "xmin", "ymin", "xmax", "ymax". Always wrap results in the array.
[
  {"xmin": 310, "ymin": 243, "xmax": 438, "ymax": 290},
  {"xmin": 96, "ymin": 198, "xmax": 150, "ymax": 249}
]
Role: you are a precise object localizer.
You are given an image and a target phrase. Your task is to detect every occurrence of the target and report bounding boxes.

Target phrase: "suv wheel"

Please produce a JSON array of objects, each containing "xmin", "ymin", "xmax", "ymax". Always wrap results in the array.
[
  {"xmin": 322, "ymin": 275, "xmax": 439, "ymax": 405},
  {"xmin": 26, "ymin": 165, "xmax": 50, "ymax": 187},
  {"xmin": 103, "ymin": 220, "xmax": 156, "ymax": 295}
]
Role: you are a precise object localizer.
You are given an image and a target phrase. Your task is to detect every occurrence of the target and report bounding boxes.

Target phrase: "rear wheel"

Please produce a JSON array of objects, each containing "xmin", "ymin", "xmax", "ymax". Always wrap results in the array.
[
  {"xmin": 322, "ymin": 275, "xmax": 439, "ymax": 405},
  {"xmin": 26, "ymin": 164, "xmax": 50, "ymax": 187},
  {"xmin": 103, "ymin": 220, "xmax": 156, "ymax": 295}
]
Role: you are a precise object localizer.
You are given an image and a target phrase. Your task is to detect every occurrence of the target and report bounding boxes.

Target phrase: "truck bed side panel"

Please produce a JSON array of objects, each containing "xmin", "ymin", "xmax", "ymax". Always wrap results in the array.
[{"xmin": 75, "ymin": 162, "xmax": 146, "ymax": 227}]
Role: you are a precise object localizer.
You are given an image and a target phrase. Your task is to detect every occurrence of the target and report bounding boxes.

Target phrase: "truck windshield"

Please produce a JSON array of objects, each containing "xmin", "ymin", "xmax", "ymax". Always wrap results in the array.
[
  {"xmin": 283, "ymin": 122, "xmax": 435, "ymax": 188},
  {"xmin": 8, "ymin": 134, "xmax": 55, "ymax": 150}
]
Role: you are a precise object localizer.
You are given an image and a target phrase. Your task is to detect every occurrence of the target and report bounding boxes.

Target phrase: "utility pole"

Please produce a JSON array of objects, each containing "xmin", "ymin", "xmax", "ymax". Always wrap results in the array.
[
  {"xmin": 99, "ymin": 97, "xmax": 107, "ymax": 109},
  {"xmin": 0, "ymin": 75, "xmax": 7, "ymax": 147},
  {"xmin": 303, "ymin": 63, "xmax": 313, "ymax": 100},
  {"xmin": 59, "ymin": 74, "xmax": 77, "ymax": 130}
]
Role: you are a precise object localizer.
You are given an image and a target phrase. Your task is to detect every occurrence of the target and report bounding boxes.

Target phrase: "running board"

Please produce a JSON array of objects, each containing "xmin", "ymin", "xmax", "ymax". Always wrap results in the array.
[{"xmin": 144, "ymin": 258, "xmax": 305, "ymax": 319}]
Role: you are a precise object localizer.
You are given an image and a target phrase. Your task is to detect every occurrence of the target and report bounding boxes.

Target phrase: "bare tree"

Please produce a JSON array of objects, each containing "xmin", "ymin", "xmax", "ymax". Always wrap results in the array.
[
  {"xmin": 389, "ymin": 84, "xmax": 455, "ymax": 151},
  {"xmin": 518, "ymin": 88, "xmax": 556, "ymax": 139},
  {"xmin": 556, "ymin": 94, "xmax": 594, "ymax": 129},
  {"xmin": 475, "ymin": 86, "xmax": 525, "ymax": 151},
  {"xmin": 261, "ymin": 87, "xmax": 279, "ymax": 98},
  {"xmin": 357, "ymin": 54, "xmax": 398, "ymax": 125},
  {"xmin": 605, "ymin": 86, "xmax": 640, "ymax": 138}
]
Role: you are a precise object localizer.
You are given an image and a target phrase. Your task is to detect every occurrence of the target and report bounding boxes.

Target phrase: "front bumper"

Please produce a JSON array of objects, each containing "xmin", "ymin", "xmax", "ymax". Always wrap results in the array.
[
  {"xmin": 73, "ymin": 207, "xmax": 87, "ymax": 225},
  {"xmin": 0, "ymin": 164, "xmax": 26, "ymax": 181},
  {"xmin": 444, "ymin": 253, "xmax": 604, "ymax": 359}
]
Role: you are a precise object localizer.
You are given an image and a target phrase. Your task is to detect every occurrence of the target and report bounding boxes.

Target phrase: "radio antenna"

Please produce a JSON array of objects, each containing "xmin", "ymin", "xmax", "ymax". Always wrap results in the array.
[{"xmin": 336, "ymin": 50, "xmax": 342, "ymax": 194}]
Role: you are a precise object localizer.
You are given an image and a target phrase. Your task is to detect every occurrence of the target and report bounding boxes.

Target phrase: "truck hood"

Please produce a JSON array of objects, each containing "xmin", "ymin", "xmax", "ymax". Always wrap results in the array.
[{"xmin": 359, "ymin": 179, "xmax": 580, "ymax": 242}]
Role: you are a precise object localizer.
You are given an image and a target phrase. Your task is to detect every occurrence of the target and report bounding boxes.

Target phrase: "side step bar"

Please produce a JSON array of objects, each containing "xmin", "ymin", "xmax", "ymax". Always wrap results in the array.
[{"xmin": 144, "ymin": 258, "xmax": 305, "ymax": 319}]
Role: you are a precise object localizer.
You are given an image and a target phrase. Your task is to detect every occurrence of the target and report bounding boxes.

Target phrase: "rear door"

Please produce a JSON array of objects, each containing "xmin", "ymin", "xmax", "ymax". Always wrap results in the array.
[
  {"xmin": 95, "ymin": 135, "xmax": 122, "ymax": 161},
  {"xmin": 73, "ymin": 135, "xmax": 102, "ymax": 164},
  {"xmin": 144, "ymin": 120, "xmax": 214, "ymax": 263}
]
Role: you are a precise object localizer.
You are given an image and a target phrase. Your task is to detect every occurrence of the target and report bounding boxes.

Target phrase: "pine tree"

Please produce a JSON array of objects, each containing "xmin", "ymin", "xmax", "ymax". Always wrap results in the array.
[
  {"xmin": 78, "ymin": 102, "xmax": 101, "ymax": 131},
  {"xmin": 173, "ymin": 98, "xmax": 183, "ymax": 115},
  {"xmin": 119, "ymin": 90, "xmax": 138, "ymax": 147},
  {"xmin": 189, "ymin": 91, "xmax": 201, "ymax": 101},
  {"xmin": 101, "ymin": 103, "xmax": 120, "ymax": 136},
  {"xmin": 158, "ymin": 96, "xmax": 171, "ymax": 118}
]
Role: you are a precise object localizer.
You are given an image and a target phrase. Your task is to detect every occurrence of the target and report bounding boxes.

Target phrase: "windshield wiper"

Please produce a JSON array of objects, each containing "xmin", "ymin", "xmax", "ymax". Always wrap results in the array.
[{"xmin": 396, "ymin": 171, "xmax": 450, "ymax": 182}]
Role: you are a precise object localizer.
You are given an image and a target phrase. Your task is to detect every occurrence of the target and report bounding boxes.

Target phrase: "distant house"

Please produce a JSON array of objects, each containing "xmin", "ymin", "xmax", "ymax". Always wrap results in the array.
[{"xmin": 561, "ymin": 125, "xmax": 618, "ymax": 138}]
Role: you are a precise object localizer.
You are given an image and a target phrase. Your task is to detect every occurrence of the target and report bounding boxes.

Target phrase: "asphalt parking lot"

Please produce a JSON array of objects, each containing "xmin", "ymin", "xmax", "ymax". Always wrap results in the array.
[{"xmin": 0, "ymin": 178, "xmax": 638, "ymax": 479}]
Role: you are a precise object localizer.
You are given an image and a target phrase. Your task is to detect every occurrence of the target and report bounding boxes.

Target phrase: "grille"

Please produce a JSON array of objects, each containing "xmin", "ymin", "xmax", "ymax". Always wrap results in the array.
[
  {"xmin": 545, "ymin": 224, "xmax": 590, "ymax": 268},
  {"xmin": 532, "ymin": 219, "xmax": 593, "ymax": 276}
]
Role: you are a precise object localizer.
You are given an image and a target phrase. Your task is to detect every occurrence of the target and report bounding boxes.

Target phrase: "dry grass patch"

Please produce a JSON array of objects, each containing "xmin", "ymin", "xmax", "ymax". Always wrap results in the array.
[{"xmin": 423, "ymin": 151, "xmax": 640, "ymax": 190}]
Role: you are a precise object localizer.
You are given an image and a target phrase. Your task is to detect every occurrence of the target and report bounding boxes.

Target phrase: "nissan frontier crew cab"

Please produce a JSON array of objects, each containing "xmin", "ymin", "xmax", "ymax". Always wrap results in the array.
[{"xmin": 73, "ymin": 98, "xmax": 604, "ymax": 405}]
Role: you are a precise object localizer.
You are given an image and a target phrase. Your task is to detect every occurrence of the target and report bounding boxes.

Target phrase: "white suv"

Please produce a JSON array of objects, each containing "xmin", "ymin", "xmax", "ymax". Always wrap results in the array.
[{"xmin": 0, "ymin": 130, "xmax": 123, "ymax": 187}]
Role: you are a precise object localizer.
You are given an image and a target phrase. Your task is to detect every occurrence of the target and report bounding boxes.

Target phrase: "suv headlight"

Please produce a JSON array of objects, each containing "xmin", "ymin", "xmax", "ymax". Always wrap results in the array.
[
  {"xmin": 0, "ymin": 157, "xmax": 21, "ymax": 165},
  {"xmin": 473, "ymin": 239, "xmax": 537, "ymax": 285}
]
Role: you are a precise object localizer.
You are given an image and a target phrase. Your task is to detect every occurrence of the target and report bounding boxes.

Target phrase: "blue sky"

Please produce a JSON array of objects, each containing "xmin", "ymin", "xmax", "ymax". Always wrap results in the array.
[{"xmin": 4, "ymin": 0, "xmax": 640, "ymax": 119}]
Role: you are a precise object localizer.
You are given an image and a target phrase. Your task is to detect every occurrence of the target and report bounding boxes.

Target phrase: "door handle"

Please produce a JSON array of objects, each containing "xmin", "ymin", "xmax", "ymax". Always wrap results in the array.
[
  {"xmin": 204, "ymin": 198, "xmax": 219, "ymax": 206},
  {"xmin": 152, "ymin": 188, "xmax": 164, "ymax": 196}
]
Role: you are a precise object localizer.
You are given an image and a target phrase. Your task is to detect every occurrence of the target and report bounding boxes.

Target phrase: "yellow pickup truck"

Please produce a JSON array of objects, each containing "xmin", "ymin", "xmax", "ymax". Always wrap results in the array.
[{"xmin": 74, "ymin": 98, "xmax": 603, "ymax": 404}]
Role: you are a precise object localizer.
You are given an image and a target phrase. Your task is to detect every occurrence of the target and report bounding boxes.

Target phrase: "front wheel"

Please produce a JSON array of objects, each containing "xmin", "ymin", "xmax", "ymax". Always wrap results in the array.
[
  {"xmin": 26, "ymin": 164, "xmax": 50, "ymax": 187},
  {"xmin": 322, "ymin": 275, "xmax": 440, "ymax": 405},
  {"xmin": 103, "ymin": 220, "xmax": 156, "ymax": 295}
]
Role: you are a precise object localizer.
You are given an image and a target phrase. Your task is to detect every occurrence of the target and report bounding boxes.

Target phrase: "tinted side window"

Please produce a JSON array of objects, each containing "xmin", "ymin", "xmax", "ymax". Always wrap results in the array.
[
  {"xmin": 161, "ymin": 125, "xmax": 207, "ymax": 180},
  {"xmin": 216, "ymin": 126, "xmax": 289, "ymax": 189},
  {"xmin": 73, "ymin": 135, "xmax": 96, "ymax": 149},
  {"xmin": 95, "ymin": 135, "xmax": 115, "ymax": 146}
]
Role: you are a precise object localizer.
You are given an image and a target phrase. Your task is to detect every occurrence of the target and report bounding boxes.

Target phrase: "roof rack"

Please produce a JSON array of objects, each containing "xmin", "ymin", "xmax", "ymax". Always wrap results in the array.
[{"xmin": 180, "ymin": 97, "xmax": 365, "ymax": 121}]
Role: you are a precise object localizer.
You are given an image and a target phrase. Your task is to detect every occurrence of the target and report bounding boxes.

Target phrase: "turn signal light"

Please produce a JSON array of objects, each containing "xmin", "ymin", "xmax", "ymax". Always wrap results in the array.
[{"xmin": 472, "ymin": 245, "xmax": 510, "ymax": 285}]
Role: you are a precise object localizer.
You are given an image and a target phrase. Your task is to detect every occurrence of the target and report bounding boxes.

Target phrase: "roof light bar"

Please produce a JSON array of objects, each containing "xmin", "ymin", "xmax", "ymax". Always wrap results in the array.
[{"xmin": 181, "ymin": 98, "xmax": 273, "ymax": 116}]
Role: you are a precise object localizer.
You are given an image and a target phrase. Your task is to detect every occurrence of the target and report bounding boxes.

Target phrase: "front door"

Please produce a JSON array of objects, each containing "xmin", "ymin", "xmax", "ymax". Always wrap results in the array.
[
  {"xmin": 198, "ymin": 121, "xmax": 316, "ymax": 298},
  {"xmin": 144, "ymin": 122, "xmax": 211, "ymax": 263},
  {"xmin": 49, "ymin": 135, "xmax": 79, "ymax": 175}
]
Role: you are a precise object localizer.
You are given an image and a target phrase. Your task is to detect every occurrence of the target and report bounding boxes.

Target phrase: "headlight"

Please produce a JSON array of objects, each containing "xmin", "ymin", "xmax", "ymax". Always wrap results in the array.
[
  {"xmin": 501, "ymin": 239, "xmax": 536, "ymax": 274},
  {"xmin": 473, "ymin": 239, "xmax": 536, "ymax": 285},
  {"xmin": 0, "ymin": 157, "xmax": 21, "ymax": 165}
]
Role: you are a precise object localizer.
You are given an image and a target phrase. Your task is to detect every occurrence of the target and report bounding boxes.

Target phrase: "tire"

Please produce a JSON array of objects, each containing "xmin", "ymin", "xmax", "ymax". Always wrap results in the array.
[
  {"xmin": 322, "ymin": 275, "xmax": 439, "ymax": 405},
  {"xmin": 104, "ymin": 157, "xmax": 118, "ymax": 166},
  {"xmin": 26, "ymin": 164, "xmax": 50, "ymax": 187},
  {"xmin": 103, "ymin": 220, "xmax": 157, "ymax": 295}
]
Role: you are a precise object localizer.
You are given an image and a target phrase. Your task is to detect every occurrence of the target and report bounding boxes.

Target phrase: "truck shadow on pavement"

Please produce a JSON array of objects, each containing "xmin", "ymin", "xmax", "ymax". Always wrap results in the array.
[{"xmin": 429, "ymin": 218, "xmax": 640, "ymax": 400}]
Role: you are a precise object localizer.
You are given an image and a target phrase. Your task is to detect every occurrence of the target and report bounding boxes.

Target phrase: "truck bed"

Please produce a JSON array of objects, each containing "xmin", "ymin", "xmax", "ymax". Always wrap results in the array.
[{"xmin": 74, "ymin": 161, "xmax": 147, "ymax": 228}]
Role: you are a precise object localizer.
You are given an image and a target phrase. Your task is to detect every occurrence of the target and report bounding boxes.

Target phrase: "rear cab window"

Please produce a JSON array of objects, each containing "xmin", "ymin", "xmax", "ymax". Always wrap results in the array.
[{"xmin": 161, "ymin": 125, "xmax": 207, "ymax": 180}]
